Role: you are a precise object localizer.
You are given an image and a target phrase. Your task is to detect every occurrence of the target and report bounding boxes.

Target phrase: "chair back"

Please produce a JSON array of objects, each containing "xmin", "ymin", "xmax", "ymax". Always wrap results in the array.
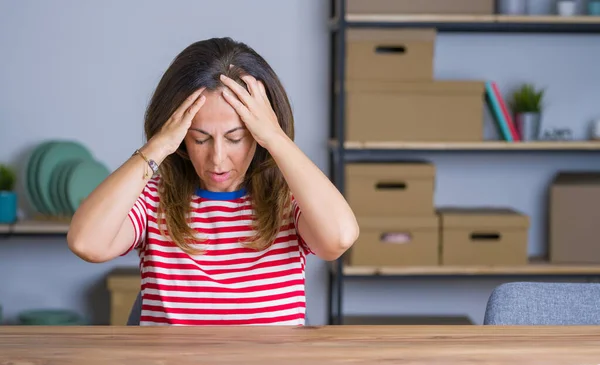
[{"xmin": 484, "ymin": 282, "xmax": 600, "ymax": 325}]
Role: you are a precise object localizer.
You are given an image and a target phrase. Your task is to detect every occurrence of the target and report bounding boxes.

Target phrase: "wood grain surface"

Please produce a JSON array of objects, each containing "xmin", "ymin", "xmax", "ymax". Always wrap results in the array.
[{"xmin": 2, "ymin": 326, "xmax": 600, "ymax": 364}]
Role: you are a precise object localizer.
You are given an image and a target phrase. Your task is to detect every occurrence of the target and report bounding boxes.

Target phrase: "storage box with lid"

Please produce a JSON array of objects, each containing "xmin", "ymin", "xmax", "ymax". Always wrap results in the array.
[
  {"xmin": 438, "ymin": 207, "xmax": 529, "ymax": 265},
  {"xmin": 106, "ymin": 267, "xmax": 140, "ymax": 325},
  {"xmin": 345, "ymin": 0, "xmax": 495, "ymax": 15},
  {"xmin": 549, "ymin": 172, "xmax": 600, "ymax": 264},
  {"xmin": 345, "ymin": 80, "xmax": 485, "ymax": 142},
  {"xmin": 346, "ymin": 215, "xmax": 440, "ymax": 266},
  {"xmin": 346, "ymin": 28, "xmax": 436, "ymax": 82},
  {"xmin": 345, "ymin": 162, "xmax": 436, "ymax": 216}
]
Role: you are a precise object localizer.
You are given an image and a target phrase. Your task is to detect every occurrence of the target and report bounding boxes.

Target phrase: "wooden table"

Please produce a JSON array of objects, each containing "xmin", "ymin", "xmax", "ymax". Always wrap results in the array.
[{"xmin": 1, "ymin": 326, "xmax": 600, "ymax": 364}]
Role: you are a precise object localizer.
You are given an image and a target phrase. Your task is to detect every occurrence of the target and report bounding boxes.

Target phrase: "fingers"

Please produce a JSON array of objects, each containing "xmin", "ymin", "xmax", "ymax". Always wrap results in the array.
[
  {"xmin": 240, "ymin": 74, "xmax": 260, "ymax": 98},
  {"xmin": 257, "ymin": 80, "xmax": 269, "ymax": 103},
  {"xmin": 222, "ymin": 87, "xmax": 252, "ymax": 122},
  {"xmin": 172, "ymin": 87, "xmax": 205, "ymax": 121},
  {"xmin": 181, "ymin": 94, "xmax": 206, "ymax": 125},
  {"xmin": 220, "ymin": 74, "xmax": 254, "ymax": 107}
]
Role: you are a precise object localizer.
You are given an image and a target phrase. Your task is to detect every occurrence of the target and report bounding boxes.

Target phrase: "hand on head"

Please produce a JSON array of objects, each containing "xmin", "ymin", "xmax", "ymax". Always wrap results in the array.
[{"xmin": 219, "ymin": 70, "xmax": 284, "ymax": 149}]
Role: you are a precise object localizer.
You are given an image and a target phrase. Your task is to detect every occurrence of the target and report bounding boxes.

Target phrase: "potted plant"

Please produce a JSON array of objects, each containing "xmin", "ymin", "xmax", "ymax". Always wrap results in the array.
[
  {"xmin": 510, "ymin": 83, "xmax": 545, "ymax": 141},
  {"xmin": 0, "ymin": 164, "xmax": 17, "ymax": 224}
]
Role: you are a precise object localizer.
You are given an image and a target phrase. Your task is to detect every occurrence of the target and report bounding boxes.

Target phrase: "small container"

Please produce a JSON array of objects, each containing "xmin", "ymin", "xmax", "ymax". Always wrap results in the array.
[
  {"xmin": 589, "ymin": 0, "xmax": 600, "ymax": 15},
  {"xmin": 527, "ymin": 0, "xmax": 555, "ymax": 15},
  {"xmin": 557, "ymin": 0, "xmax": 577, "ymax": 16},
  {"xmin": 0, "ymin": 191, "xmax": 17, "ymax": 224},
  {"xmin": 590, "ymin": 118, "xmax": 600, "ymax": 140},
  {"xmin": 516, "ymin": 112, "xmax": 542, "ymax": 141},
  {"xmin": 498, "ymin": 0, "xmax": 527, "ymax": 14}
]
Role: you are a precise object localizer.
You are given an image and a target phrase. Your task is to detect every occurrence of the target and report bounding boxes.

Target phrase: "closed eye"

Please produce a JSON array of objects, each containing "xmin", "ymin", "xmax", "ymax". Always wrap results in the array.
[{"xmin": 227, "ymin": 138, "xmax": 242, "ymax": 144}]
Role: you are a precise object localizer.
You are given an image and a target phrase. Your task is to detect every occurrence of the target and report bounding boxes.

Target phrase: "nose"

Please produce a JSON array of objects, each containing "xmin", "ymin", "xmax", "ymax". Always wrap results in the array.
[{"xmin": 210, "ymin": 139, "xmax": 224, "ymax": 167}]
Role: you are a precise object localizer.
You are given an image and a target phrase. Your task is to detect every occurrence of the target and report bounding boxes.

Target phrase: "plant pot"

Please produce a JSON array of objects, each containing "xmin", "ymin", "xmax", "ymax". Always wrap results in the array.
[
  {"xmin": 557, "ymin": 0, "xmax": 577, "ymax": 16},
  {"xmin": 515, "ymin": 112, "xmax": 542, "ymax": 141},
  {"xmin": 589, "ymin": 0, "xmax": 600, "ymax": 15},
  {"xmin": 498, "ymin": 0, "xmax": 527, "ymax": 14},
  {"xmin": 0, "ymin": 191, "xmax": 17, "ymax": 224},
  {"xmin": 527, "ymin": 0, "xmax": 555, "ymax": 15}
]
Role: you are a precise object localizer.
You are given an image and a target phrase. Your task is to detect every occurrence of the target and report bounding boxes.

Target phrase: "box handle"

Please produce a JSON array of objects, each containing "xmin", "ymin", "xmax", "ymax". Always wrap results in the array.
[
  {"xmin": 470, "ymin": 232, "xmax": 501, "ymax": 242},
  {"xmin": 380, "ymin": 232, "xmax": 412, "ymax": 244},
  {"xmin": 375, "ymin": 182, "xmax": 406, "ymax": 190},
  {"xmin": 375, "ymin": 45, "xmax": 406, "ymax": 55}
]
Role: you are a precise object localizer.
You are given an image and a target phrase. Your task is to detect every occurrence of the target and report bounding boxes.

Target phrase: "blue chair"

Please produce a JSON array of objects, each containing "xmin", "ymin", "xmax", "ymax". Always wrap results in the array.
[{"xmin": 484, "ymin": 282, "xmax": 600, "ymax": 325}]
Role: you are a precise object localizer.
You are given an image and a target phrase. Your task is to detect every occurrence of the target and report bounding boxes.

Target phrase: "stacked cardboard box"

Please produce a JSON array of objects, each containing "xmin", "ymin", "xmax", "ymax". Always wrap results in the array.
[
  {"xmin": 345, "ymin": 162, "xmax": 440, "ymax": 266},
  {"xmin": 346, "ymin": 0, "xmax": 495, "ymax": 15},
  {"xmin": 437, "ymin": 207, "xmax": 529, "ymax": 266},
  {"xmin": 345, "ymin": 27, "xmax": 485, "ymax": 142},
  {"xmin": 344, "ymin": 164, "xmax": 531, "ymax": 267},
  {"xmin": 342, "ymin": 1, "xmax": 530, "ymax": 267},
  {"xmin": 549, "ymin": 172, "xmax": 600, "ymax": 264}
]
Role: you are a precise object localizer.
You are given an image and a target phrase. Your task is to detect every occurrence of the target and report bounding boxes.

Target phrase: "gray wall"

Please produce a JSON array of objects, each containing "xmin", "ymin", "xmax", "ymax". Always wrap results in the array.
[{"xmin": 1, "ymin": 0, "xmax": 599, "ymax": 325}]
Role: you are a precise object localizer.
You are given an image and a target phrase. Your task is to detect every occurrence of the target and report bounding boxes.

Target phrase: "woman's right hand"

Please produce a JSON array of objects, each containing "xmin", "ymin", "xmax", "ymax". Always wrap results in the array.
[{"xmin": 146, "ymin": 87, "xmax": 207, "ymax": 157}]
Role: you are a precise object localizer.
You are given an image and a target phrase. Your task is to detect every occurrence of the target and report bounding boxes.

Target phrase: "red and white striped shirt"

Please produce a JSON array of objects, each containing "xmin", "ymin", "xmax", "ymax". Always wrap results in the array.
[{"xmin": 123, "ymin": 177, "xmax": 312, "ymax": 326}]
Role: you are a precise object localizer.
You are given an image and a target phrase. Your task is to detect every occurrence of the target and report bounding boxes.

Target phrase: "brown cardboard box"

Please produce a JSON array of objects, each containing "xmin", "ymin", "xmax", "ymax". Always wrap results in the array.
[
  {"xmin": 439, "ymin": 208, "xmax": 529, "ymax": 266},
  {"xmin": 106, "ymin": 267, "xmax": 140, "ymax": 325},
  {"xmin": 347, "ymin": 215, "xmax": 440, "ymax": 266},
  {"xmin": 550, "ymin": 172, "xmax": 600, "ymax": 264},
  {"xmin": 346, "ymin": 29, "xmax": 435, "ymax": 82},
  {"xmin": 346, "ymin": 162, "xmax": 435, "ymax": 216},
  {"xmin": 346, "ymin": 80, "xmax": 485, "ymax": 142},
  {"xmin": 346, "ymin": 0, "xmax": 495, "ymax": 15}
]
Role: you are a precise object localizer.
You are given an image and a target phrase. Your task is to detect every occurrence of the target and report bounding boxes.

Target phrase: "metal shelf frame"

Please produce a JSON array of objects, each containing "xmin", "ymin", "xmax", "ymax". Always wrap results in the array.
[{"xmin": 326, "ymin": 0, "xmax": 600, "ymax": 325}]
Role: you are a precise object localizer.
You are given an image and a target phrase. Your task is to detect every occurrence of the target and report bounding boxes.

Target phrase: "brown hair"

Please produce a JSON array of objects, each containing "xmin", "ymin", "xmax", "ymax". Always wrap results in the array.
[{"xmin": 143, "ymin": 37, "xmax": 295, "ymax": 254}]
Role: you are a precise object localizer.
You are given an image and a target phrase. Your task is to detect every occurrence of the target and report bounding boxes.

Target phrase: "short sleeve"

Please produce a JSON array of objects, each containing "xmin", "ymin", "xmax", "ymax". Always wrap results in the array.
[
  {"xmin": 120, "ymin": 179, "xmax": 155, "ymax": 256},
  {"xmin": 291, "ymin": 195, "xmax": 313, "ymax": 256}
]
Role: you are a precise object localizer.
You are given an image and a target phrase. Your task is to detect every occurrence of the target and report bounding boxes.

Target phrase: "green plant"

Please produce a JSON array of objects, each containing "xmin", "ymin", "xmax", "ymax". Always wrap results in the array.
[
  {"xmin": 510, "ymin": 83, "xmax": 545, "ymax": 113},
  {"xmin": 0, "ymin": 164, "xmax": 16, "ymax": 191}
]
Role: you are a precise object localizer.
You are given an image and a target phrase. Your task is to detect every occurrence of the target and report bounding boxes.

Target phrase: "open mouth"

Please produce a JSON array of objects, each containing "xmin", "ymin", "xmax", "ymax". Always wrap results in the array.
[{"xmin": 209, "ymin": 171, "xmax": 231, "ymax": 182}]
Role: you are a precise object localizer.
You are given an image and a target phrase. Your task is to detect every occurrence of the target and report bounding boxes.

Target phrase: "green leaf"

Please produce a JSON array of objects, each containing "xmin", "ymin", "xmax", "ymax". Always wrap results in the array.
[
  {"xmin": 510, "ymin": 83, "xmax": 545, "ymax": 113},
  {"xmin": 0, "ymin": 164, "xmax": 16, "ymax": 191}
]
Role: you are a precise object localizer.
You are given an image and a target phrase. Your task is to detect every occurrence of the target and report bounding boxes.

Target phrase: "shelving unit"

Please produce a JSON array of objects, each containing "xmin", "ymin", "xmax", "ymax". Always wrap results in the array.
[
  {"xmin": 333, "ymin": 140, "xmax": 600, "ymax": 150},
  {"xmin": 0, "ymin": 220, "xmax": 69, "ymax": 238},
  {"xmin": 332, "ymin": 258, "xmax": 600, "ymax": 277},
  {"xmin": 327, "ymin": 0, "xmax": 600, "ymax": 325},
  {"xmin": 339, "ymin": 14, "xmax": 600, "ymax": 32}
]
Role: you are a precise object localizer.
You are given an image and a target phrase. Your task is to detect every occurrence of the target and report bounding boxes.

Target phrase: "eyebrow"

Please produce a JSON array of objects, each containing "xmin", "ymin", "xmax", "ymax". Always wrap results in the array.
[{"xmin": 190, "ymin": 126, "xmax": 245, "ymax": 136}]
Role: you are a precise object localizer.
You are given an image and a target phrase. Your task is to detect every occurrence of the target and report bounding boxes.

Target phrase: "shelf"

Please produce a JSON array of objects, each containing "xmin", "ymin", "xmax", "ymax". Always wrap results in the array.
[
  {"xmin": 330, "ymin": 140, "xmax": 600, "ymax": 151},
  {"xmin": 332, "ymin": 260, "xmax": 600, "ymax": 277},
  {"xmin": 341, "ymin": 14, "xmax": 600, "ymax": 33},
  {"xmin": 0, "ymin": 220, "xmax": 70, "ymax": 237}
]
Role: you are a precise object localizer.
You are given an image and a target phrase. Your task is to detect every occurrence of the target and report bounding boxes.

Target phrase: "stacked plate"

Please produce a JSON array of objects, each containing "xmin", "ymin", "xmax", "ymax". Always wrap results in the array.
[{"xmin": 24, "ymin": 140, "xmax": 110, "ymax": 218}]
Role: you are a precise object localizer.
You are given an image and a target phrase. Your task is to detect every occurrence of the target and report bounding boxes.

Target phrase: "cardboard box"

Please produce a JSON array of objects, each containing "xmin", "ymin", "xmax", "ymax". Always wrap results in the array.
[
  {"xmin": 106, "ymin": 267, "xmax": 140, "ymax": 325},
  {"xmin": 550, "ymin": 172, "xmax": 600, "ymax": 264},
  {"xmin": 439, "ymin": 208, "xmax": 529, "ymax": 266},
  {"xmin": 346, "ymin": 29, "xmax": 435, "ymax": 82},
  {"xmin": 346, "ymin": 162, "xmax": 435, "ymax": 216},
  {"xmin": 346, "ymin": 0, "xmax": 495, "ymax": 15},
  {"xmin": 347, "ymin": 215, "xmax": 440, "ymax": 267},
  {"xmin": 346, "ymin": 80, "xmax": 485, "ymax": 142}
]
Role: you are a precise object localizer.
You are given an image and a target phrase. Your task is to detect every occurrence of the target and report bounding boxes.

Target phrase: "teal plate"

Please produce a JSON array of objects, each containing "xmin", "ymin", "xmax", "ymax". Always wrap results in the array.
[
  {"xmin": 65, "ymin": 160, "xmax": 110, "ymax": 214},
  {"xmin": 59, "ymin": 160, "xmax": 82, "ymax": 216},
  {"xmin": 18, "ymin": 309, "xmax": 84, "ymax": 325},
  {"xmin": 36, "ymin": 141, "xmax": 94, "ymax": 216},
  {"xmin": 25, "ymin": 141, "xmax": 55, "ymax": 214},
  {"xmin": 49, "ymin": 160, "xmax": 79, "ymax": 217}
]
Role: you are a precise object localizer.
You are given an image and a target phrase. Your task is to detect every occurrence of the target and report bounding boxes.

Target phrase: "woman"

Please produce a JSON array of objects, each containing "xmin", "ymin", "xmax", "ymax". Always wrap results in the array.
[{"xmin": 67, "ymin": 37, "xmax": 359, "ymax": 326}]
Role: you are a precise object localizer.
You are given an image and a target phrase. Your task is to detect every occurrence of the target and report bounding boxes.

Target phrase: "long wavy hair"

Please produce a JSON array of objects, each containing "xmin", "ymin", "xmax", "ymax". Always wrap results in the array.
[{"xmin": 143, "ymin": 37, "xmax": 295, "ymax": 254}]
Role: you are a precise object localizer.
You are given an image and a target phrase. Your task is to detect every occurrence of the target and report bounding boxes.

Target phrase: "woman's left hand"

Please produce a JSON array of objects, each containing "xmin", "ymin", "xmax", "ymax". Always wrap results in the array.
[{"xmin": 220, "ymin": 72, "xmax": 284, "ymax": 148}]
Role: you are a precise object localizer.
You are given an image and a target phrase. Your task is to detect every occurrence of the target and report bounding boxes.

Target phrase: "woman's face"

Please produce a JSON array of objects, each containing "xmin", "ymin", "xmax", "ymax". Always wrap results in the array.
[{"xmin": 184, "ymin": 89, "xmax": 256, "ymax": 192}]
